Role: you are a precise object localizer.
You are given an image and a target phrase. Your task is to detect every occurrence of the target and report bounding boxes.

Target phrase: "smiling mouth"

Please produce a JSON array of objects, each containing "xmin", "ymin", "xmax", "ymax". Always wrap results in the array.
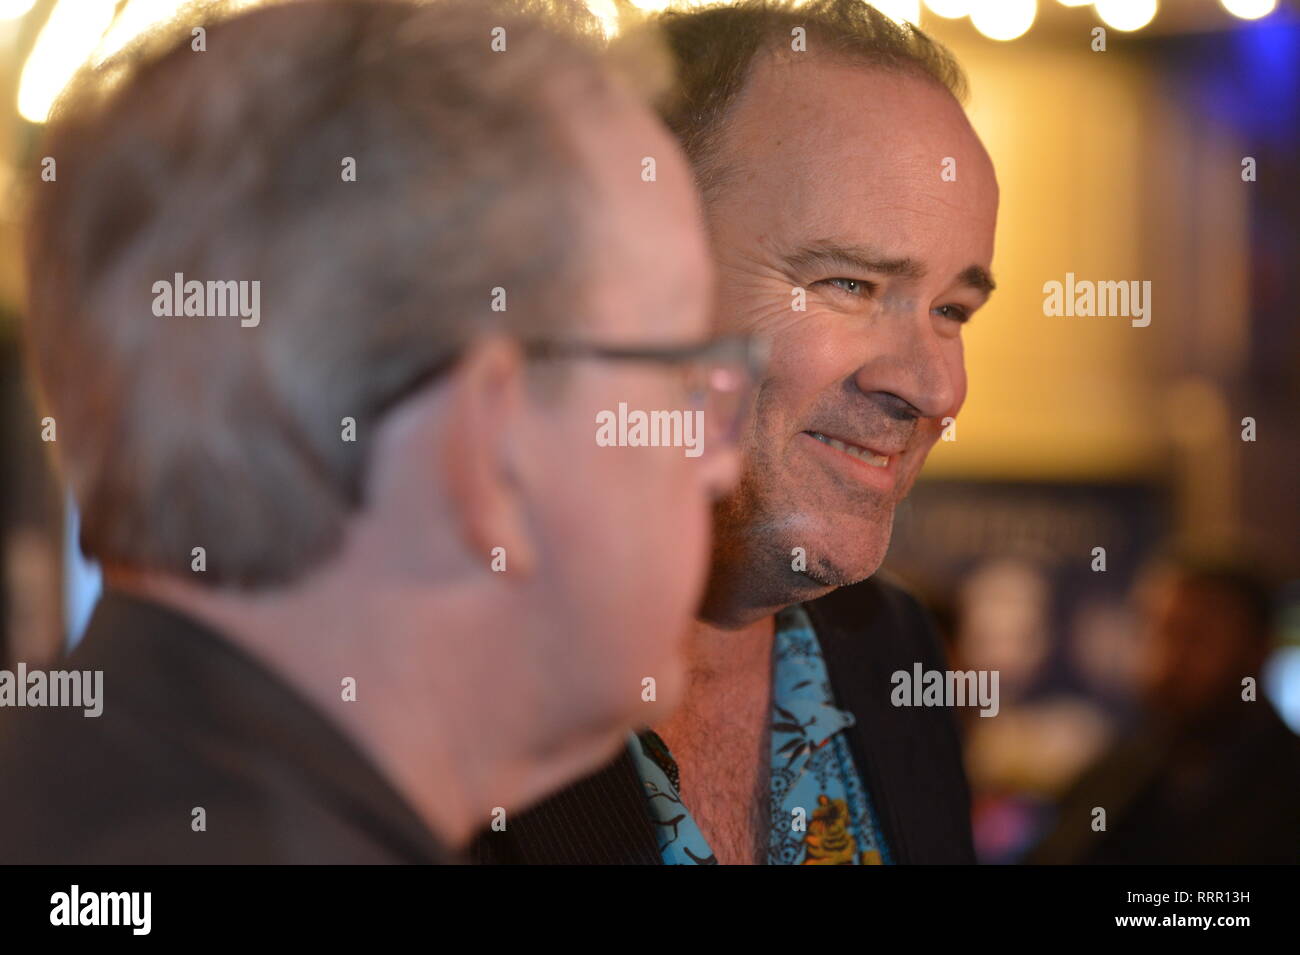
[{"xmin": 804, "ymin": 431, "xmax": 891, "ymax": 468}]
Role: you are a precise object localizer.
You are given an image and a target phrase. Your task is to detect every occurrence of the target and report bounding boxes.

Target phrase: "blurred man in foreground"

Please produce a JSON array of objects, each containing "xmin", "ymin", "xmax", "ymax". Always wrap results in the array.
[
  {"xmin": 474, "ymin": 0, "xmax": 997, "ymax": 864},
  {"xmin": 1028, "ymin": 557, "xmax": 1300, "ymax": 864},
  {"xmin": 0, "ymin": 0, "xmax": 748, "ymax": 862}
]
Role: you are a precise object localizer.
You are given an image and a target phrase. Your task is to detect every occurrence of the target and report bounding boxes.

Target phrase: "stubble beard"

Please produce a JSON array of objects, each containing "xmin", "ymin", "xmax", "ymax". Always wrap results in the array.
[{"xmin": 697, "ymin": 452, "xmax": 897, "ymax": 629}]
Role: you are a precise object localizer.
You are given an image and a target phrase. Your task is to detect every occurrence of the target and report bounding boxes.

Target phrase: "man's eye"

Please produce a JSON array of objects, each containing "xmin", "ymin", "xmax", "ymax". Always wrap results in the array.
[
  {"xmin": 934, "ymin": 304, "xmax": 971, "ymax": 323},
  {"xmin": 818, "ymin": 277, "xmax": 873, "ymax": 297}
]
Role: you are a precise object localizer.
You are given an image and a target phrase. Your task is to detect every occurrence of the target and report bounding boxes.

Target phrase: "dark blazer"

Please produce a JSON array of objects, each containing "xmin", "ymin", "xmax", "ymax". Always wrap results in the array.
[
  {"xmin": 470, "ymin": 575, "xmax": 976, "ymax": 864},
  {"xmin": 0, "ymin": 591, "xmax": 449, "ymax": 864}
]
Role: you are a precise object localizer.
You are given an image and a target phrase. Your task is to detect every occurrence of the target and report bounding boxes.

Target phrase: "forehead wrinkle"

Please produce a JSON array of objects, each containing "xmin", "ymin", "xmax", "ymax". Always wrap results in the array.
[{"xmin": 784, "ymin": 241, "xmax": 926, "ymax": 280}]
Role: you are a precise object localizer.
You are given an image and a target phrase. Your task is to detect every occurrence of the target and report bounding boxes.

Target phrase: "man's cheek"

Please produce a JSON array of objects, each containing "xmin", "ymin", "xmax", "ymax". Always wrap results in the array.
[{"xmin": 746, "ymin": 377, "xmax": 800, "ymax": 452}]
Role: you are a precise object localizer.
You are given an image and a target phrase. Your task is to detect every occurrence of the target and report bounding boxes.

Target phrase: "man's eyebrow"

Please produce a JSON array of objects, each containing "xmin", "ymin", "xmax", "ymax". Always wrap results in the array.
[
  {"xmin": 959, "ymin": 264, "xmax": 996, "ymax": 296},
  {"xmin": 783, "ymin": 243, "xmax": 926, "ymax": 281}
]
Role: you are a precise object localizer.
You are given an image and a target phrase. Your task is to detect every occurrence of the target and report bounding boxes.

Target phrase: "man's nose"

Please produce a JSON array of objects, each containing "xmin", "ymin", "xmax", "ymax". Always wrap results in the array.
[{"xmin": 850, "ymin": 311, "xmax": 962, "ymax": 420}]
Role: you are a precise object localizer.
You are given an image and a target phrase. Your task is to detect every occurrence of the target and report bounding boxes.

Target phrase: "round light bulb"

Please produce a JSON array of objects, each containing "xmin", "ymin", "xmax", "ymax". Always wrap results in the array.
[
  {"xmin": 970, "ymin": 0, "xmax": 1037, "ymax": 41},
  {"xmin": 1220, "ymin": 0, "xmax": 1277, "ymax": 19},
  {"xmin": 1095, "ymin": 0, "xmax": 1158, "ymax": 31}
]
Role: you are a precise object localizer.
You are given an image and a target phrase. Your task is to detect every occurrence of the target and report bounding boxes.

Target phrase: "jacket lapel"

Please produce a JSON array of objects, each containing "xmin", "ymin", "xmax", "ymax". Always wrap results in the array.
[
  {"xmin": 806, "ymin": 578, "xmax": 976, "ymax": 865},
  {"xmin": 806, "ymin": 581, "xmax": 914, "ymax": 863},
  {"xmin": 469, "ymin": 745, "xmax": 663, "ymax": 864}
]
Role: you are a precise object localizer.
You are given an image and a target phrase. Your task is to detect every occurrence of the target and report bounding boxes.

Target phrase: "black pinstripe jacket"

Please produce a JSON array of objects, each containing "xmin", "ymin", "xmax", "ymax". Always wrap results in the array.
[
  {"xmin": 0, "ymin": 592, "xmax": 451, "ymax": 864},
  {"xmin": 469, "ymin": 576, "xmax": 977, "ymax": 864}
]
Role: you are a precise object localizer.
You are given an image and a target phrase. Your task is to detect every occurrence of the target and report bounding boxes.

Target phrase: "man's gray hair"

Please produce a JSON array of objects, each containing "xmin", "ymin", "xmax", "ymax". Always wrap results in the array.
[{"xmin": 24, "ymin": 0, "xmax": 644, "ymax": 587}]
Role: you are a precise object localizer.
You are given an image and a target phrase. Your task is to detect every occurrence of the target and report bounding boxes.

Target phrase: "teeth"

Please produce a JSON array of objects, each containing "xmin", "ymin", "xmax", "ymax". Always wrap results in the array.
[{"xmin": 809, "ymin": 432, "xmax": 889, "ymax": 468}]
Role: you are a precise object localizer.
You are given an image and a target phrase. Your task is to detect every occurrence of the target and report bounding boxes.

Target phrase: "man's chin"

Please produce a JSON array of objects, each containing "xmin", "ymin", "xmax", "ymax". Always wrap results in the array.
[
  {"xmin": 697, "ymin": 545, "xmax": 885, "ymax": 628},
  {"xmin": 801, "ymin": 564, "xmax": 871, "ymax": 590},
  {"xmin": 801, "ymin": 547, "xmax": 885, "ymax": 591},
  {"xmin": 798, "ymin": 513, "xmax": 895, "ymax": 585},
  {"xmin": 703, "ymin": 489, "xmax": 895, "ymax": 624}
]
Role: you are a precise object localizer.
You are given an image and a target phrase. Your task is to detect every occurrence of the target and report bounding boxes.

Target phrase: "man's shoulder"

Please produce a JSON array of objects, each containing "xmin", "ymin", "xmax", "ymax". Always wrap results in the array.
[
  {"xmin": 0, "ymin": 686, "xmax": 432, "ymax": 864},
  {"xmin": 0, "ymin": 699, "xmax": 219, "ymax": 862},
  {"xmin": 0, "ymin": 593, "xmax": 446, "ymax": 864}
]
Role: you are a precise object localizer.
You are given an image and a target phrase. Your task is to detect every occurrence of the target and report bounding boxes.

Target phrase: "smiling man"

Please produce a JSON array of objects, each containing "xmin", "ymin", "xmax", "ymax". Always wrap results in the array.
[{"xmin": 472, "ymin": 0, "xmax": 998, "ymax": 865}]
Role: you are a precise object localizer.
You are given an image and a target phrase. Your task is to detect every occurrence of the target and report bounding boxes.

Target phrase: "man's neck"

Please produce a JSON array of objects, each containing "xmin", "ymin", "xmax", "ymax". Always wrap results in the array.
[
  {"xmin": 650, "ymin": 614, "xmax": 777, "ymax": 864},
  {"xmin": 688, "ymin": 614, "xmax": 775, "ymax": 683},
  {"xmin": 654, "ymin": 612, "xmax": 775, "ymax": 739}
]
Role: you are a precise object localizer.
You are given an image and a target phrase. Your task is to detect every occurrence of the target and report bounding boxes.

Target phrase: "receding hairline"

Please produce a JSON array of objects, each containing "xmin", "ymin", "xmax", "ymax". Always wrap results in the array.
[
  {"xmin": 701, "ymin": 42, "xmax": 968, "ymax": 201},
  {"xmin": 646, "ymin": 0, "xmax": 971, "ymax": 201},
  {"xmin": 748, "ymin": 28, "xmax": 968, "ymax": 101}
]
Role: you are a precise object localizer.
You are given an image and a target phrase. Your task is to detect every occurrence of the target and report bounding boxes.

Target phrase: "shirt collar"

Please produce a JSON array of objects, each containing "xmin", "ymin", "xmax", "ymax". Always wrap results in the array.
[{"xmin": 772, "ymin": 604, "xmax": 856, "ymax": 749}]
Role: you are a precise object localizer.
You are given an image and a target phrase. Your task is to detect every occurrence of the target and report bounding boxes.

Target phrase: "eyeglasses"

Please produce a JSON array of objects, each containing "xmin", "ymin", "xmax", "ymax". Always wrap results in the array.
[
  {"xmin": 378, "ymin": 334, "xmax": 767, "ymax": 449},
  {"xmin": 519, "ymin": 334, "xmax": 767, "ymax": 448}
]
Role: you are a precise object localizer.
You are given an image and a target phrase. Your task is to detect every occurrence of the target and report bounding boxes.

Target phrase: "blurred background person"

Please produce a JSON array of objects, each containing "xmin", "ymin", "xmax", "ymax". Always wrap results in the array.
[
  {"xmin": 1025, "ymin": 555, "xmax": 1300, "ymax": 864},
  {"xmin": 0, "ymin": 0, "xmax": 748, "ymax": 862}
]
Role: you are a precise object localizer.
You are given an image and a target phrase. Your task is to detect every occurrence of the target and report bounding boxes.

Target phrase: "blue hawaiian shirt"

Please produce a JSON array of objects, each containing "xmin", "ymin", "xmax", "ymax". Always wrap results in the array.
[{"xmin": 628, "ymin": 604, "xmax": 892, "ymax": 865}]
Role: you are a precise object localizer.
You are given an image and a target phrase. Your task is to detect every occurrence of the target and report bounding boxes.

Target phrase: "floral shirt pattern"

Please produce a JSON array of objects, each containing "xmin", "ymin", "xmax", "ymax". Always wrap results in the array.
[{"xmin": 628, "ymin": 604, "xmax": 891, "ymax": 865}]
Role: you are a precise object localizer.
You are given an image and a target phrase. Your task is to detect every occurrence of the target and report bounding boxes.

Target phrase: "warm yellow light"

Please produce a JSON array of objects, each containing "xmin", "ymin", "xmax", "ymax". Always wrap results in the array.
[
  {"xmin": 1057, "ymin": 0, "xmax": 1091, "ymax": 8},
  {"xmin": 17, "ymin": 0, "xmax": 117, "ymax": 123},
  {"xmin": 924, "ymin": 0, "xmax": 969, "ymax": 18},
  {"xmin": 0, "ymin": 0, "xmax": 37, "ymax": 22},
  {"xmin": 93, "ymin": 0, "xmax": 185, "ymax": 66},
  {"xmin": 1220, "ymin": 0, "xmax": 1276, "ymax": 19},
  {"xmin": 626, "ymin": 0, "xmax": 674, "ymax": 11},
  {"xmin": 1095, "ymin": 0, "xmax": 1157, "ymax": 31},
  {"xmin": 970, "ymin": 0, "xmax": 1036, "ymax": 41},
  {"xmin": 872, "ymin": 0, "xmax": 922, "ymax": 26},
  {"xmin": 586, "ymin": 0, "xmax": 620, "ymax": 37}
]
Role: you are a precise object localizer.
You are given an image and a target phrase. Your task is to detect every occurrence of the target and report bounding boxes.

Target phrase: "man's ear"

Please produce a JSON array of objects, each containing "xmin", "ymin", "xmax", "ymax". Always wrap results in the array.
[{"xmin": 439, "ymin": 336, "xmax": 537, "ymax": 578}]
